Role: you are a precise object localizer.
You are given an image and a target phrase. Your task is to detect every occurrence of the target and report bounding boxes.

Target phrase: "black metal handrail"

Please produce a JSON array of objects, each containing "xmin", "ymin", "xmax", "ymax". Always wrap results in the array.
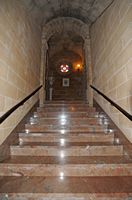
[
  {"xmin": 90, "ymin": 85, "xmax": 132, "ymax": 121},
  {"xmin": 0, "ymin": 85, "xmax": 43, "ymax": 124}
]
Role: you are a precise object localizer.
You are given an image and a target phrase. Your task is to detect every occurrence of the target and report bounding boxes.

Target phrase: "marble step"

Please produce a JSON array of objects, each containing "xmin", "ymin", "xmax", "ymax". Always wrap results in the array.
[
  {"xmin": 53, "ymin": 97, "xmax": 83, "ymax": 100},
  {"xmin": 18, "ymin": 142, "xmax": 115, "ymax": 148},
  {"xmin": 53, "ymin": 92, "xmax": 81, "ymax": 95},
  {"xmin": 19, "ymin": 132, "xmax": 114, "ymax": 143},
  {"xmin": 41, "ymin": 103, "xmax": 89, "ymax": 107},
  {"xmin": 35, "ymin": 111, "xmax": 98, "ymax": 118},
  {"xmin": 37, "ymin": 107, "xmax": 96, "ymax": 112},
  {"xmin": 1, "ymin": 193, "xmax": 132, "ymax": 200},
  {"xmin": 0, "ymin": 163, "xmax": 132, "ymax": 177},
  {"xmin": 53, "ymin": 91, "xmax": 83, "ymax": 94},
  {"xmin": 53, "ymin": 95, "xmax": 83, "ymax": 98},
  {"xmin": 25, "ymin": 124, "xmax": 105, "ymax": 132},
  {"xmin": 3, "ymin": 155, "xmax": 132, "ymax": 164},
  {"xmin": 45, "ymin": 101, "xmax": 86, "ymax": 104},
  {"xmin": 53, "ymin": 92, "xmax": 83, "ymax": 96},
  {"xmin": 0, "ymin": 176, "xmax": 132, "ymax": 197},
  {"xmin": 37, "ymin": 118, "xmax": 99, "ymax": 126},
  {"xmin": 10, "ymin": 145, "xmax": 123, "ymax": 156}
]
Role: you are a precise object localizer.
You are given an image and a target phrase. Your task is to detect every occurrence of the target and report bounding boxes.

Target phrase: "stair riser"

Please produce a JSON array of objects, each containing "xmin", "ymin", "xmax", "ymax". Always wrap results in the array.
[
  {"xmin": 37, "ymin": 108, "xmax": 95, "ymax": 112},
  {"xmin": 45, "ymin": 101, "xmax": 86, "ymax": 103},
  {"xmin": 0, "ymin": 193, "xmax": 132, "ymax": 200},
  {"xmin": 53, "ymin": 93, "xmax": 82, "ymax": 95},
  {"xmin": 19, "ymin": 133, "xmax": 114, "ymax": 143},
  {"xmin": 53, "ymin": 98, "xmax": 84, "ymax": 100},
  {"xmin": 10, "ymin": 146, "xmax": 123, "ymax": 156},
  {"xmin": 25, "ymin": 125, "xmax": 105, "ymax": 132},
  {"xmin": 1, "ymin": 193, "xmax": 132, "ymax": 200},
  {"xmin": 41, "ymin": 104, "xmax": 89, "ymax": 108},
  {"xmin": 0, "ymin": 164, "xmax": 132, "ymax": 177},
  {"xmin": 38, "ymin": 118, "xmax": 98, "ymax": 126},
  {"xmin": 1, "ymin": 99, "xmax": 131, "ymax": 197},
  {"xmin": 36, "ymin": 112, "xmax": 98, "ymax": 118}
]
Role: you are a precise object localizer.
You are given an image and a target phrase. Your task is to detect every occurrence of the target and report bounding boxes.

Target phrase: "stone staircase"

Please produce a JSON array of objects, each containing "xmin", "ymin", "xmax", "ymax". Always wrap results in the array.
[
  {"xmin": 0, "ymin": 101, "xmax": 132, "ymax": 199},
  {"xmin": 52, "ymin": 89, "xmax": 83, "ymax": 101}
]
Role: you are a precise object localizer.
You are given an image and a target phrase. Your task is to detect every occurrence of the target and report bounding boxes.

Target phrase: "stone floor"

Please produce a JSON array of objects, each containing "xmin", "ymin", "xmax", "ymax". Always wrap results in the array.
[{"xmin": 0, "ymin": 101, "xmax": 132, "ymax": 200}]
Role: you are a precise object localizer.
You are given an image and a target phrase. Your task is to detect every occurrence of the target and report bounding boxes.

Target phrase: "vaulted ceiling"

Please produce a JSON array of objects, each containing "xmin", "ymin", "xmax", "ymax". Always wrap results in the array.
[
  {"xmin": 22, "ymin": 0, "xmax": 114, "ymax": 74},
  {"xmin": 22, "ymin": 0, "xmax": 114, "ymax": 25}
]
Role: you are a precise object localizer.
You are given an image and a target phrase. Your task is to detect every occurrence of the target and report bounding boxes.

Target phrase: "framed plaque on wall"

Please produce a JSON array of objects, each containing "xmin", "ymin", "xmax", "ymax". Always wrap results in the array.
[{"xmin": 62, "ymin": 78, "xmax": 69, "ymax": 87}]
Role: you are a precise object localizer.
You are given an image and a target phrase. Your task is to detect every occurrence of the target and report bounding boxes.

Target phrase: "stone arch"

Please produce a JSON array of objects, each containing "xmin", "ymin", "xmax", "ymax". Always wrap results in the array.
[
  {"xmin": 40, "ymin": 17, "xmax": 93, "ymax": 105},
  {"xmin": 42, "ymin": 17, "xmax": 89, "ymax": 40}
]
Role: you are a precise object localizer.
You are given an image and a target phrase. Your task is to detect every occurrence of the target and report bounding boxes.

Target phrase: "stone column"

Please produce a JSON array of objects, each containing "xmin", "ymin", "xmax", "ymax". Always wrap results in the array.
[
  {"xmin": 39, "ymin": 37, "xmax": 48, "ymax": 106},
  {"xmin": 84, "ymin": 37, "xmax": 93, "ymax": 106}
]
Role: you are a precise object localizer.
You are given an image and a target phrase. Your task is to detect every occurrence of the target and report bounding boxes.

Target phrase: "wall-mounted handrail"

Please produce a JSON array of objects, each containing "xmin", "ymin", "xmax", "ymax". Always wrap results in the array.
[
  {"xmin": 90, "ymin": 85, "xmax": 132, "ymax": 121},
  {"xmin": 0, "ymin": 85, "xmax": 43, "ymax": 124}
]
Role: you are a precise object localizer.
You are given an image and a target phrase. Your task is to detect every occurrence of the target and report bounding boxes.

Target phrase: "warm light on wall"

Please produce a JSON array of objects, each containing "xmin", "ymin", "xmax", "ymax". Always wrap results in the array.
[
  {"xmin": 77, "ymin": 64, "xmax": 81, "ymax": 67},
  {"xmin": 73, "ymin": 63, "xmax": 83, "ymax": 72}
]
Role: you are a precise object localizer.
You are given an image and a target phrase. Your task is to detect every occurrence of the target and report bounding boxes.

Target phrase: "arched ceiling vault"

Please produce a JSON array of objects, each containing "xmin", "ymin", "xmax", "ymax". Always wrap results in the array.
[
  {"xmin": 43, "ymin": 18, "xmax": 86, "ymax": 69},
  {"xmin": 21, "ymin": 0, "xmax": 114, "ymax": 74},
  {"xmin": 48, "ymin": 33, "xmax": 84, "ymax": 59},
  {"xmin": 22, "ymin": 0, "xmax": 114, "ymax": 25}
]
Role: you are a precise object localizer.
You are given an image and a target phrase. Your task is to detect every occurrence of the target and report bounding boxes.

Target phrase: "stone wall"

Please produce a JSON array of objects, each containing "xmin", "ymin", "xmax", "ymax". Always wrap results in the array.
[
  {"xmin": 0, "ymin": 0, "xmax": 41, "ymax": 144},
  {"xmin": 91, "ymin": 0, "xmax": 132, "ymax": 142}
]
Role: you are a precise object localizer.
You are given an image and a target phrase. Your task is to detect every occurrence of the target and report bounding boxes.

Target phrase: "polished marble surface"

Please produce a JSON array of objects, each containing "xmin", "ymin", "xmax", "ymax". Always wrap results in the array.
[
  {"xmin": 0, "ymin": 101, "xmax": 132, "ymax": 198},
  {"xmin": 1, "ymin": 193, "xmax": 132, "ymax": 200},
  {"xmin": 25, "ymin": 124, "xmax": 105, "ymax": 133},
  {"xmin": 19, "ymin": 132, "xmax": 115, "ymax": 143},
  {"xmin": 36, "ymin": 111, "xmax": 99, "ymax": 118},
  {"xmin": 10, "ymin": 145, "xmax": 124, "ymax": 156},
  {"xmin": 0, "ymin": 176, "xmax": 132, "ymax": 193},
  {"xmin": 0, "ymin": 163, "xmax": 132, "ymax": 177},
  {"xmin": 2, "ymin": 156, "xmax": 132, "ymax": 164}
]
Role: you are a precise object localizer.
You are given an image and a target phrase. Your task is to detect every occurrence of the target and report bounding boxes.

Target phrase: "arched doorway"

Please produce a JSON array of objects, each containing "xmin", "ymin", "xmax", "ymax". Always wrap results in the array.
[
  {"xmin": 46, "ymin": 33, "xmax": 86, "ymax": 101},
  {"xmin": 40, "ymin": 17, "xmax": 93, "ymax": 105}
]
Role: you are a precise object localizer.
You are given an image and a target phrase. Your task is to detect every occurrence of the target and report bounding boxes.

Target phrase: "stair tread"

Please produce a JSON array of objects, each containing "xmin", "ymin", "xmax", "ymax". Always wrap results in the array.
[
  {"xmin": 38, "ymin": 116, "xmax": 98, "ymax": 119},
  {"xmin": 0, "ymin": 176, "xmax": 132, "ymax": 193},
  {"xmin": 17, "ymin": 142, "xmax": 115, "ymax": 146},
  {"xmin": 1, "ymin": 100, "xmax": 132, "ymax": 196},
  {"xmin": 37, "ymin": 110, "xmax": 97, "ymax": 113},
  {"xmin": 25, "ymin": 126, "xmax": 105, "ymax": 132},
  {"xmin": 0, "ymin": 193, "xmax": 131, "ymax": 200},
  {"xmin": 11, "ymin": 144, "xmax": 123, "ymax": 148},
  {"xmin": 10, "ymin": 145, "xmax": 123, "ymax": 156},
  {"xmin": 36, "ymin": 112, "xmax": 98, "ymax": 118},
  {"xmin": 2, "ymin": 156, "xmax": 132, "ymax": 164},
  {"xmin": 26, "ymin": 124, "xmax": 104, "ymax": 128},
  {"xmin": 19, "ymin": 131, "xmax": 111, "ymax": 135}
]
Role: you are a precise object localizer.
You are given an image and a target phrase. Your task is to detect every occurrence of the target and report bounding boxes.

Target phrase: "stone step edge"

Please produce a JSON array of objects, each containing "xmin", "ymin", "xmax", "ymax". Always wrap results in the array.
[
  {"xmin": 19, "ymin": 132, "xmax": 114, "ymax": 136},
  {"xmin": 0, "ymin": 193, "xmax": 132, "ymax": 200},
  {"xmin": 25, "ymin": 124, "xmax": 106, "ymax": 128},
  {"xmin": 19, "ymin": 133, "xmax": 114, "ymax": 142},
  {"xmin": 19, "ymin": 130, "xmax": 112, "ymax": 134},
  {"xmin": 37, "ymin": 107, "xmax": 96, "ymax": 109},
  {"xmin": 10, "ymin": 145, "xmax": 124, "ymax": 156},
  {"xmin": 37, "ymin": 117, "xmax": 98, "ymax": 121},
  {"xmin": 36, "ymin": 111, "xmax": 97, "ymax": 114},
  {"xmin": 0, "ymin": 163, "xmax": 132, "ymax": 176},
  {"xmin": 35, "ymin": 111, "xmax": 99, "ymax": 114},
  {"xmin": 19, "ymin": 131, "xmax": 112, "ymax": 135}
]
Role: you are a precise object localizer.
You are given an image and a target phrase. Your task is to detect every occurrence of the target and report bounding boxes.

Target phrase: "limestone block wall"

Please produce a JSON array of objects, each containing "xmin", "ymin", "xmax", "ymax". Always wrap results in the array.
[
  {"xmin": 91, "ymin": 0, "xmax": 132, "ymax": 142},
  {"xmin": 0, "ymin": 0, "xmax": 41, "ymax": 144}
]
